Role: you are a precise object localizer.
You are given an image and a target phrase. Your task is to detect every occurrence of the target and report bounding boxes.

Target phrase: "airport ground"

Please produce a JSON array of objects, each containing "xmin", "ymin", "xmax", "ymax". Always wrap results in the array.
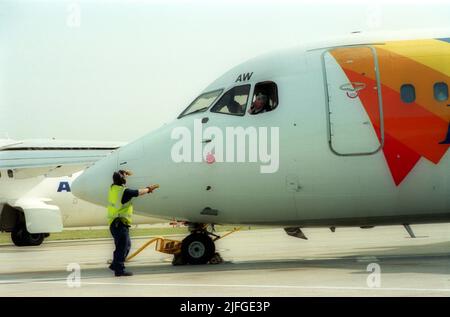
[{"xmin": 0, "ymin": 224, "xmax": 449, "ymax": 296}]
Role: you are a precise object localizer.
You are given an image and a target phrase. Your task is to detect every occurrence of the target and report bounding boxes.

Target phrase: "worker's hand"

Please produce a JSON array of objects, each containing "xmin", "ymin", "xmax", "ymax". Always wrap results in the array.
[
  {"xmin": 124, "ymin": 170, "xmax": 133, "ymax": 176},
  {"xmin": 119, "ymin": 170, "xmax": 133, "ymax": 177},
  {"xmin": 146, "ymin": 184, "xmax": 159, "ymax": 193}
]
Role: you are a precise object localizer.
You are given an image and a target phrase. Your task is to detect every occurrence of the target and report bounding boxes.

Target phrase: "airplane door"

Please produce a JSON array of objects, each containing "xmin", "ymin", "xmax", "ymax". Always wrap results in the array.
[{"xmin": 322, "ymin": 46, "xmax": 384, "ymax": 156}]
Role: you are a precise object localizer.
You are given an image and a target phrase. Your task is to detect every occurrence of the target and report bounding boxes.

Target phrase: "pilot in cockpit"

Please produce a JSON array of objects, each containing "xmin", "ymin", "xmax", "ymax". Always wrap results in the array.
[
  {"xmin": 221, "ymin": 93, "xmax": 244, "ymax": 114},
  {"xmin": 227, "ymin": 99, "xmax": 244, "ymax": 114},
  {"xmin": 248, "ymin": 93, "xmax": 270, "ymax": 115}
]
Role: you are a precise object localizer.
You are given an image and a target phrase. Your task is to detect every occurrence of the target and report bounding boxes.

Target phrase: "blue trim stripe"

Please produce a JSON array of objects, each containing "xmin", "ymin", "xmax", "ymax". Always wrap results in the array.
[{"xmin": 437, "ymin": 38, "xmax": 450, "ymax": 43}]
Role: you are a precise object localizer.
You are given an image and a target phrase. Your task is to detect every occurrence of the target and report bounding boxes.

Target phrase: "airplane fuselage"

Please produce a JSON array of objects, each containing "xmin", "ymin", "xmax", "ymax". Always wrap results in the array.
[{"xmin": 73, "ymin": 35, "xmax": 450, "ymax": 228}]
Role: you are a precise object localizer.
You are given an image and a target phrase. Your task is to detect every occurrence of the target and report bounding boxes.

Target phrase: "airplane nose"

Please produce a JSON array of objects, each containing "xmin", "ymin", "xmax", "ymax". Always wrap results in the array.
[
  {"xmin": 72, "ymin": 152, "xmax": 118, "ymax": 206},
  {"xmin": 71, "ymin": 171, "xmax": 90, "ymax": 202}
]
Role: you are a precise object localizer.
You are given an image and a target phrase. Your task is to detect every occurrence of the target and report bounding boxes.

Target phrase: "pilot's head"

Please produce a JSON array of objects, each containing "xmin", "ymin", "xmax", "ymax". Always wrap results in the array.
[
  {"xmin": 227, "ymin": 101, "xmax": 241, "ymax": 114},
  {"xmin": 252, "ymin": 93, "xmax": 268, "ymax": 110}
]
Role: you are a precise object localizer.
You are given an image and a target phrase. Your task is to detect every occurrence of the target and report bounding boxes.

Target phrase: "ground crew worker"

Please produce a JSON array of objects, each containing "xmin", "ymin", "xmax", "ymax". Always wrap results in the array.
[{"xmin": 107, "ymin": 170, "xmax": 159, "ymax": 276}]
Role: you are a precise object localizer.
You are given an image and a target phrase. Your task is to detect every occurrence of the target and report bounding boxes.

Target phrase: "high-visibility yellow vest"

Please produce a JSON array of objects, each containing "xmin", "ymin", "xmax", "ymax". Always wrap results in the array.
[{"xmin": 107, "ymin": 185, "xmax": 133, "ymax": 225}]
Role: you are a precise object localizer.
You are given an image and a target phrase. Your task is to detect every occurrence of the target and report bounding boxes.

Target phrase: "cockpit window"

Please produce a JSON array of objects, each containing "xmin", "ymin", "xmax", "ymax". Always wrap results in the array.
[
  {"xmin": 248, "ymin": 81, "xmax": 278, "ymax": 115},
  {"xmin": 178, "ymin": 89, "xmax": 223, "ymax": 118},
  {"xmin": 210, "ymin": 85, "xmax": 250, "ymax": 116}
]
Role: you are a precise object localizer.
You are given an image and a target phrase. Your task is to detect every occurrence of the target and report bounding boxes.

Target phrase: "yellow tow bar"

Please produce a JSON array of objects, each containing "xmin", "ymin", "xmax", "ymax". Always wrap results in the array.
[{"xmin": 126, "ymin": 227, "xmax": 241, "ymax": 262}]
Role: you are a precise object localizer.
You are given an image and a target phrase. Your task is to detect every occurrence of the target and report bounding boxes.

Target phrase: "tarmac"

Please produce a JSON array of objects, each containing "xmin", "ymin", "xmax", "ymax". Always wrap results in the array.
[{"xmin": 1, "ymin": 224, "xmax": 449, "ymax": 296}]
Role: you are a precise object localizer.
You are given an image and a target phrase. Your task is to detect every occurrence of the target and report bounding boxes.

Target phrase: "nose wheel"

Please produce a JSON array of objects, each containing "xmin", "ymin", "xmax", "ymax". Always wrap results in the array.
[{"xmin": 180, "ymin": 232, "xmax": 216, "ymax": 265}]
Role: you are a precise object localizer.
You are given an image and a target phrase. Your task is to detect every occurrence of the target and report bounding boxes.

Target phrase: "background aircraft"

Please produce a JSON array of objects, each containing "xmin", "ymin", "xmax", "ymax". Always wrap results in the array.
[{"xmin": 0, "ymin": 139, "xmax": 166, "ymax": 246}]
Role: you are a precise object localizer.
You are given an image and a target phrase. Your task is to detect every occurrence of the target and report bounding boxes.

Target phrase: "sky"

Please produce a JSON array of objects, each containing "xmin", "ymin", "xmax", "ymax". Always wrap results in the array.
[{"xmin": 1, "ymin": 0, "xmax": 449, "ymax": 142}]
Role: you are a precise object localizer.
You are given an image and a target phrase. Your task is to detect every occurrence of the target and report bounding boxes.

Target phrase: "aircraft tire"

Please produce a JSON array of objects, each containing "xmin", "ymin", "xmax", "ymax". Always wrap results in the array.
[
  {"xmin": 11, "ymin": 225, "xmax": 45, "ymax": 247},
  {"xmin": 27, "ymin": 232, "xmax": 45, "ymax": 246},
  {"xmin": 11, "ymin": 227, "xmax": 26, "ymax": 246},
  {"xmin": 181, "ymin": 233, "xmax": 215, "ymax": 265}
]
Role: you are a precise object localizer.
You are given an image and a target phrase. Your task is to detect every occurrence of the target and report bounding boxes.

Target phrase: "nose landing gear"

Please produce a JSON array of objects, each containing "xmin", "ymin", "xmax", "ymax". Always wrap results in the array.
[
  {"xmin": 174, "ymin": 223, "xmax": 217, "ymax": 265},
  {"xmin": 176, "ymin": 223, "xmax": 239, "ymax": 265},
  {"xmin": 179, "ymin": 232, "xmax": 215, "ymax": 265},
  {"xmin": 126, "ymin": 223, "xmax": 240, "ymax": 266}
]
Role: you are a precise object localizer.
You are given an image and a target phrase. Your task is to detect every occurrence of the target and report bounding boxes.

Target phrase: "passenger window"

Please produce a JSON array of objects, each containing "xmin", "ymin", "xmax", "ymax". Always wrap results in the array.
[
  {"xmin": 7, "ymin": 169, "xmax": 13, "ymax": 178},
  {"xmin": 210, "ymin": 85, "xmax": 250, "ymax": 116},
  {"xmin": 434, "ymin": 82, "xmax": 448, "ymax": 101},
  {"xmin": 249, "ymin": 82, "xmax": 278, "ymax": 115},
  {"xmin": 400, "ymin": 84, "xmax": 416, "ymax": 104}
]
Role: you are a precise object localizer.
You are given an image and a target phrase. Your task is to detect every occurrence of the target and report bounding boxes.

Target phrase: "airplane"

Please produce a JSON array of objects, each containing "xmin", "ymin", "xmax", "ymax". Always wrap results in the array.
[
  {"xmin": 0, "ymin": 139, "xmax": 166, "ymax": 246},
  {"xmin": 72, "ymin": 30, "xmax": 450, "ymax": 265}
]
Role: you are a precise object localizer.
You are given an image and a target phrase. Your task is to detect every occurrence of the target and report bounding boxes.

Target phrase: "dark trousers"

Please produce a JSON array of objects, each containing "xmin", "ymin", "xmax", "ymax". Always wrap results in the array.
[{"xmin": 109, "ymin": 218, "xmax": 131, "ymax": 273}]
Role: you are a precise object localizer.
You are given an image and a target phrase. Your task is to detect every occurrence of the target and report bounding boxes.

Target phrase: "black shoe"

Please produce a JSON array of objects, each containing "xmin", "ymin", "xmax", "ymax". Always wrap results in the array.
[{"xmin": 115, "ymin": 271, "xmax": 133, "ymax": 277}]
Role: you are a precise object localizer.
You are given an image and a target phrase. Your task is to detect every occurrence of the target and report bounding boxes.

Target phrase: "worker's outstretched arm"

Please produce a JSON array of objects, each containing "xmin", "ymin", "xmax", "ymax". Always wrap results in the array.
[{"xmin": 138, "ymin": 184, "xmax": 159, "ymax": 196}]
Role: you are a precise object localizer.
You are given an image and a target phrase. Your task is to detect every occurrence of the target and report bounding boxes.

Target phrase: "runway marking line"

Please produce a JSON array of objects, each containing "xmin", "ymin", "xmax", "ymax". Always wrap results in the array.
[{"xmin": 1, "ymin": 278, "xmax": 450, "ymax": 293}]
